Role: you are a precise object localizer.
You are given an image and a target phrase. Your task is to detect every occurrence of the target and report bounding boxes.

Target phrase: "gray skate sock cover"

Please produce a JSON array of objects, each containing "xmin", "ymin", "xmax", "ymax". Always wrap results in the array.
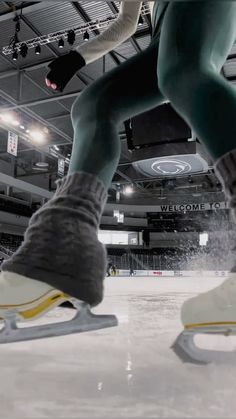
[
  {"xmin": 214, "ymin": 149, "xmax": 236, "ymax": 221},
  {"xmin": 2, "ymin": 172, "xmax": 108, "ymax": 306}
]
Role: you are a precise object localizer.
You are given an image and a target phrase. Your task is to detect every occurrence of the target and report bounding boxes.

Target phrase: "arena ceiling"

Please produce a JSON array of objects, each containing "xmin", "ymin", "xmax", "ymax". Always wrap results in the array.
[{"xmin": 0, "ymin": 1, "xmax": 235, "ymax": 206}]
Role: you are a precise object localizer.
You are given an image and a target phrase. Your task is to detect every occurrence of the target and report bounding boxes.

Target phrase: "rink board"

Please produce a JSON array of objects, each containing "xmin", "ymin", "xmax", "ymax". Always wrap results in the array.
[{"xmin": 110, "ymin": 269, "xmax": 229, "ymax": 278}]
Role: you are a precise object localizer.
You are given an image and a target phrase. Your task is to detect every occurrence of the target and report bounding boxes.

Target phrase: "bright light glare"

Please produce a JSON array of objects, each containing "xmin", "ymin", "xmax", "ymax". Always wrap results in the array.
[
  {"xmin": 0, "ymin": 113, "xmax": 13, "ymax": 123},
  {"xmin": 0, "ymin": 113, "xmax": 20, "ymax": 126},
  {"xmin": 30, "ymin": 130, "xmax": 45, "ymax": 143},
  {"xmin": 11, "ymin": 120, "xmax": 20, "ymax": 126},
  {"xmin": 199, "ymin": 232, "xmax": 208, "ymax": 246},
  {"xmin": 20, "ymin": 125, "xmax": 25, "ymax": 130},
  {"xmin": 123, "ymin": 185, "xmax": 133, "ymax": 195}
]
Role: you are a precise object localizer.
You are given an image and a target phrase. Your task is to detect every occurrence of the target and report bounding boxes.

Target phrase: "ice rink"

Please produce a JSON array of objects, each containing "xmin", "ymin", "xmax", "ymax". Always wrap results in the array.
[{"xmin": 1, "ymin": 275, "xmax": 236, "ymax": 418}]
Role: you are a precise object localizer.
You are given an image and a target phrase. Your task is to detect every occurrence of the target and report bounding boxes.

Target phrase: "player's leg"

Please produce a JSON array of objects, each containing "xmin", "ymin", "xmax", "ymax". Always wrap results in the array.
[
  {"xmin": 1, "ymin": 38, "xmax": 165, "ymax": 318},
  {"xmin": 69, "ymin": 39, "xmax": 165, "ymax": 188},
  {"xmin": 158, "ymin": 1, "xmax": 236, "ymax": 160},
  {"xmin": 157, "ymin": 1, "xmax": 236, "ymax": 328}
]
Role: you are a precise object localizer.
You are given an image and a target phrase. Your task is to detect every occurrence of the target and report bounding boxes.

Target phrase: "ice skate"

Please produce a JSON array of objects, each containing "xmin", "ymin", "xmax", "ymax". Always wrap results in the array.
[
  {"xmin": 172, "ymin": 273, "xmax": 236, "ymax": 364},
  {"xmin": 172, "ymin": 150, "xmax": 236, "ymax": 364},
  {"xmin": 0, "ymin": 172, "xmax": 118, "ymax": 344}
]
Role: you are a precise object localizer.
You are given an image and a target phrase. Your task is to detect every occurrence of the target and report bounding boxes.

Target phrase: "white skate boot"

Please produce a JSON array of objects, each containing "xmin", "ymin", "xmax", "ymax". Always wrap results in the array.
[
  {"xmin": 0, "ymin": 172, "xmax": 118, "ymax": 344},
  {"xmin": 0, "ymin": 271, "xmax": 117, "ymax": 344},
  {"xmin": 172, "ymin": 273, "xmax": 236, "ymax": 364},
  {"xmin": 173, "ymin": 149, "xmax": 236, "ymax": 364}
]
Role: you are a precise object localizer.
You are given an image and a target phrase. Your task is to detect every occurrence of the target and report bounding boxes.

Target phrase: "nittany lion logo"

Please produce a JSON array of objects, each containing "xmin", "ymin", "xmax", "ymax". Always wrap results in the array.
[{"xmin": 151, "ymin": 159, "xmax": 191, "ymax": 175}]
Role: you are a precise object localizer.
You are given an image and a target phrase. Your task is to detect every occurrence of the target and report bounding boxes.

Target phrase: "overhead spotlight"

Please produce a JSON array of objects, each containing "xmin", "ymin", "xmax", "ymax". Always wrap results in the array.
[
  {"xmin": 20, "ymin": 43, "xmax": 28, "ymax": 58},
  {"xmin": 30, "ymin": 130, "xmax": 45, "ymax": 144},
  {"xmin": 13, "ymin": 15, "xmax": 20, "ymax": 32},
  {"xmin": 0, "ymin": 113, "xmax": 13, "ymax": 123},
  {"xmin": 138, "ymin": 15, "xmax": 144, "ymax": 26},
  {"xmin": 58, "ymin": 37, "xmax": 64, "ymax": 48},
  {"xmin": 20, "ymin": 125, "xmax": 25, "ymax": 130},
  {"xmin": 188, "ymin": 175, "xmax": 193, "ymax": 184},
  {"xmin": 53, "ymin": 145, "xmax": 60, "ymax": 151},
  {"xmin": 67, "ymin": 30, "xmax": 75, "ymax": 45},
  {"xmin": 11, "ymin": 119, "xmax": 20, "ymax": 126},
  {"xmin": 83, "ymin": 31, "xmax": 89, "ymax": 41},
  {"xmin": 123, "ymin": 185, "xmax": 134, "ymax": 195},
  {"xmin": 12, "ymin": 49, "xmax": 18, "ymax": 61},
  {"xmin": 35, "ymin": 44, "xmax": 41, "ymax": 55}
]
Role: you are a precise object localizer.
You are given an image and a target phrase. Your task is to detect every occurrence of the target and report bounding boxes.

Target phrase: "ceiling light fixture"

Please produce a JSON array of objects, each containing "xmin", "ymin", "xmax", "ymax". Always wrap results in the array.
[
  {"xmin": 138, "ymin": 15, "xmax": 144, "ymax": 26},
  {"xmin": 20, "ymin": 43, "xmax": 28, "ymax": 58},
  {"xmin": 58, "ymin": 37, "xmax": 64, "ymax": 48},
  {"xmin": 30, "ymin": 130, "xmax": 45, "ymax": 144},
  {"xmin": 123, "ymin": 185, "xmax": 134, "ymax": 195},
  {"xmin": 3, "ymin": 4, "xmax": 151, "ymax": 56},
  {"xmin": 35, "ymin": 44, "xmax": 41, "ymax": 55},
  {"xmin": 67, "ymin": 30, "xmax": 75, "ymax": 45},
  {"xmin": 83, "ymin": 31, "xmax": 89, "ymax": 41},
  {"xmin": 11, "ymin": 119, "xmax": 20, "ymax": 126},
  {"xmin": 0, "ymin": 113, "xmax": 13, "ymax": 123},
  {"xmin": 12, "ymin": 49, "xmax": 18, "ymax": 61}
]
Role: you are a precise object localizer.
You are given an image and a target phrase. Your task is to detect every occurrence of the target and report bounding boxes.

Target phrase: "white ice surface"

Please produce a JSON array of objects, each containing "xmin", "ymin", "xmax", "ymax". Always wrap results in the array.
[{"xmin": 1, "ymin": 276, "xmax": 236, "ymax": 418}]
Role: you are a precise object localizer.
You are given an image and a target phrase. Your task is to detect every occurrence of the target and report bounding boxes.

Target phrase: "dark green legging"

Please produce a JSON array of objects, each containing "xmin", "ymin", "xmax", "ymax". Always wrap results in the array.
[{"xmin": 69, "ymin": 1, "xmax": 236, "ymax": 189}]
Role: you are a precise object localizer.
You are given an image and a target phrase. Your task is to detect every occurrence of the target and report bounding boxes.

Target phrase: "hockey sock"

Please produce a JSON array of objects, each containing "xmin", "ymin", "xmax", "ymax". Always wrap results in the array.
[{"xmin": 2, "ymin": 172, "xmax": 107, "ymax": 306}]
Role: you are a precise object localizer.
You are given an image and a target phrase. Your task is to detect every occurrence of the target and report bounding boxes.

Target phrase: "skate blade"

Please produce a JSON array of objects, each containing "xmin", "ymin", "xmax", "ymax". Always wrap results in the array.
[
  {"xmin": 172, "ymin": 324, "xmax": 236, "ymax": 365},
  {"xmin": 0, "ymin": 300, "xmax": 118, "ymax": 344}
]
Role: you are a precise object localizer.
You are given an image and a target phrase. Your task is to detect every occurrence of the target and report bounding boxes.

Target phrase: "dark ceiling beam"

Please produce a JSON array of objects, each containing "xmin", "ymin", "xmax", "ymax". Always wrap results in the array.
[
  {"xmin": 0, "ymin": 61, "xmax": 52, "ymax": 80},
  {"xmin": 46, "ymin": 112, "xmax": 70, "ymax": 121},
  {"xmin": 0, "ymin": 1, "xmax": 56, "ymax": 22},
  {"xmin": 142, "ymin": 1, "xmax": 152, "ymax": 29},
  {"xmin": 1, "ymin": 88, "xmax": 82, "ymax": 111}
]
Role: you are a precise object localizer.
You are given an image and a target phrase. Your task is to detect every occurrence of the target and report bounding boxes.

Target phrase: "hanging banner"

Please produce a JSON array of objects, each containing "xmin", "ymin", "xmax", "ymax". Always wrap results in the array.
[
  {"xmin": 7, "ymin": 131, "xmax": 18, "ymax": 156},
  {"xmin": 58, "ymin": 158, "xmax": 65, "ymax": 176},
  {"xmin": 113, "ymin": 209, "xmax": 124, "ymax": 223},
  {"xmin": 150, "ymin": 202, "xmax": 229, "ymax": 213}
]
